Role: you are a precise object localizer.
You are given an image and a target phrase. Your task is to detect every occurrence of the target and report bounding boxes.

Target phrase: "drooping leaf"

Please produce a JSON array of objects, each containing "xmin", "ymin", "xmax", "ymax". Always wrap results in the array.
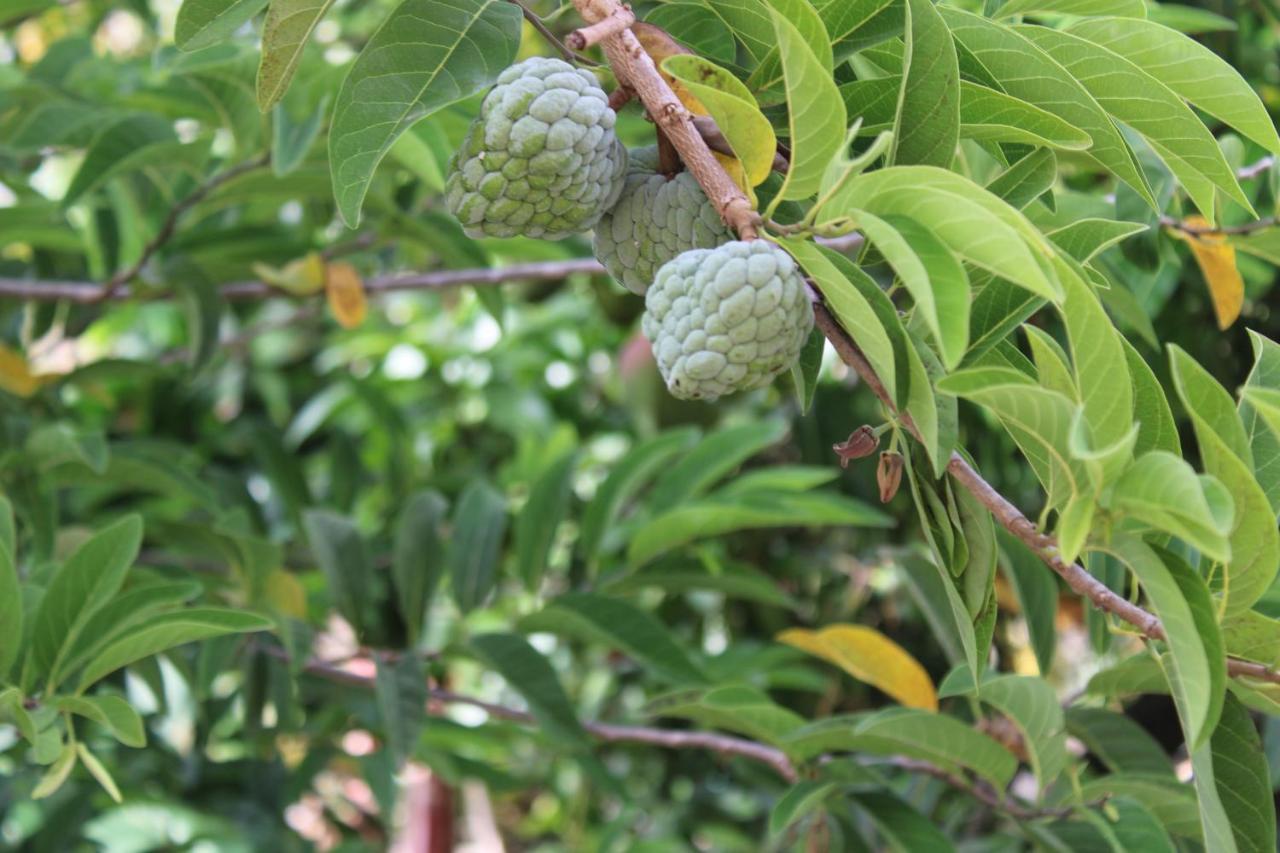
[
  {"xmin": 391, "ymin": 490, "xmax": 448, "ymax": 645},
  {"xmin": 62, "ymin": 115, "xmax": 178, "ymax": 208},
  {"xmin": 662, "ymin": 55, "xmax": 777, "ymax": 186},
  {"xmin": 0, "ymin": 546, "xmax": 21, "ymax": 680},
  {"xmin": 514, "ymin": 450, "xmax": 576, "ymax": 590},
  {"xmin": 375, "ymin": 653, "xmax": 428, "ymax": 765},
  {"xmin": 328, "ymin": 0, "xmax": 522, "ymax": 226},
  {"xmin": 55, "ymin": 695, "xmax": 146, "ymax": 748},
  {"xmin": 1238, "ymin": 331, "xmax": 1280, "ymax": 514},
  {"xmin": 470, "ymin": 633, "xmax": 587, "ymax": 748},
  {"xmin": 302, "ymin": 509, "xmax": 372, "ymax": 636},
  {"xmin": 257, "ymin": 0, "xmax": 337, "ymax": 111},
  {"xmin": 176, "ymin": 0, "xmax": 269, "ymax": 51},
  {"xmin": 1168, "ymin": 217, "xmax": 1245, "ymax": 329}
]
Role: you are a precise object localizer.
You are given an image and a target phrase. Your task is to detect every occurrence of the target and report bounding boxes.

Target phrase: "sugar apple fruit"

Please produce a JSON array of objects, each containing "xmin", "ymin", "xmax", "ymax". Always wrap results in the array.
[
  {"xmin": 593, "ymin": 147, "xmax": 734, "ymax": 295},
  {"xmin": 445, "ymin": 57, "xmax": 628, "ymax": 240},
  {"xmin": 642, "ymin": 241, "xmax": 814, "ymax": 401}
]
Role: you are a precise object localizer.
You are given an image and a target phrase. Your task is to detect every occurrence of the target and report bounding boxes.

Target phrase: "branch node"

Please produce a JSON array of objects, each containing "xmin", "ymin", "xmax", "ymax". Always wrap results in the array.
[{"xmin": 566, "ymin": 7, "xmax": 634, "ymax": 50}]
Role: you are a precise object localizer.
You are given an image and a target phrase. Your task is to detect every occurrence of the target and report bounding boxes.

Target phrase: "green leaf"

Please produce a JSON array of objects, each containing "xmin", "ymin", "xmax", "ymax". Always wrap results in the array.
[
  {"xmin": 1111, "ymin": 451, "xmax": 1233, "ymax": 561},
  {"xmin": 998, "ymin": 0, "xmax": 1146, "ymax": 17},
  {"xmin": 1108, "ymin": 537, "xmax": 1224, "ymax": 749},
  {"xmin": 469, "ymin": 633, "xmax": 588, "ymax": 747},
  {"xmin": 1171, "ymin": 347, "xmax": 1279, "ymax": 615},
  {"xmin": 745, "ymin": 0, "xmax": 833, "ymax": 94},
  {"xmin": 628, "ymin": 489, "xmax": 889, "ymax": 567},
  {"xmin": 57, "ymin": 580, "xmax": 203, "ymax": 682},
  {"xmin": 857, "ymin": 213, "xmax": 969, "ymax": 370},
  {"xmin": 663, "ymin": 54, "xmax": 777, "ymax": 186},
  {"xmin": 1086, "ymin": 654, "xmax": 1171, "ymax": 697},
  {"xmin": 783, "ymin": 707, "xmax": 1018, "ymax": 788},
  {"xmin": 303, "ymin": 509, "xmax": 371, "ymax": 636},
  {"xmin": 375, "ymin": 653, "xmax": 428, "ymax": 765},
  {"xmin": 999, "ymin": 530, "xmax": 1057, "ymax": 676},
  {"xmin": 1066, "ymin": 708, "xmax": 1174, "ymax": 777},
  {"xmin": 1222, "ymin": 610, "xmax": 1280, "ymax": 667},
  {"xmin": 603, "ymin": 560, "xmax": 795, "ymax": 607},
  {"xmin": 62, "ymin": 115, "xmax": 178, "ymax": 208},
  {"xmin": 1239, "ymin": 330, "xmax": 1280, "ymax": 514},
  {"xmin": 521, "ymin": 593, "xmax": 707, "ymax": 685},
  {"xmin": 648, "ymin": 420, "xmax": 787, "ymax": 510},
  {"xmin": 986, "ymin": 148, "xmax": 1056, "ymax": 210},
  {"xmin": 782, "ymin": 238, "xmax": 899, "ymax": 404},
  {"xmin": 0, "ymin": 546, "xmax": 21, "ymax": 681},
  {"xmin": 328, "ymin": 0, "xmax": 522, "ymax": 227},
  {"xmin": 1017, "ymin": 25, "xmax": 1250, "ymax": 222},
  {"xmin": 649, "ymin": 685, "xmax": 805, "ymax": 747},
  {"xmin": 1059, "ymin": 257, "xmax": 1133, "ymax": 460},
  {"xmin": 31, "ymin": 741, "xmax": 76, "ymax": 800},
  {"xmin": 55, "ymin": 695, "xmax": 146, "ymax": 748},
  {"xmin": 448, "ymin": 480, "xmax": 508, "ymax": 613},
  {"xmin": 1211, "ymin": 693, "xmax": 1276, "ymax": 853},
  {"xmin": 76, "ymin": 744, "xmax": 122, "ymax": 803},
  {"xmin": 769, "ymin": 780, "xmax": 836, "ymax": 836},
  {"xmin": 821, "ymin": 0, "xmax": 903, "ymax": 57},
  {"xmin": 905, "ymin": 331, "xmax": 958, "ymax": 476},
  {"xmin": 1069, "ymin": 17, "xmax": 1280, "ymax": 156},
  {"xmin": 1122, "ymin": 337, "xmax": 1181, "ymax": 457},
  {"xmin": 77, "ymin": 608, "xmax": 273, "ymax": 691},
  {"xmin": 1047, "ymin": 218, "xmax": 1147, "ymax": 264},
  {"xmin": 391, "ymin": 490, "xmax": 448, "ymax": 645},
  {"xmin": 940, "ymin": 8, "xmax": 1155, "ymax": 207},
  {"xmin": 790, "ymin": 327, "xmax": 824, "ymax": 413},
  {"xmin": 271, "ymin": 95, "xmax": 326, "ymax": 176},
  {"xmin": 966, "ymin": 275, "xmax": 1045, "ymax": 364},
  {"xmin": 579, "ymin": 429, "xmax": 699, "ymax": 564},
  {"xmin": 852, "ymin": 791, "xmax": 957, "ymax": 853},
  {"xmin": 1075, "ymin": 774, "xmax": 1203, "ymax": 839},
  {"xmin": 645, "ymin": 3, "xmax": 736, "ymax": 64},
  {"xmin": 896, "ymin": 553, "xmax": 977, "ymax": 676},
  {"xmin": 890, "ymin": 0, "xmax": 958, "ymax": 167},
  {"xmin": 514, "ymin": 450, "xmax": 576, "ymax": 591},
  {"xmin": 176, "ymin": 0, "xmax": 269, "ymax": 51},
  {"xmin": 31, "ymin": 515, "xmax": 142, "ymax": 689},
  {"xmin": 825, "ymin": 166, "xmax": 1061, "ymax": 300},
  {"xmin": 976, "ymin": 674, "xmax": 1069, "ymax": 793},
  {"xmin": 767, "ymin": 3, "xmax": 846, "ymax": 203},
  {"xmin": 938, "ymin": 369, "xmax": 1089, "ymax": 509},
  {"xmin": 256, "ymin": 0, "xmax": 336, "ymax": 111}
]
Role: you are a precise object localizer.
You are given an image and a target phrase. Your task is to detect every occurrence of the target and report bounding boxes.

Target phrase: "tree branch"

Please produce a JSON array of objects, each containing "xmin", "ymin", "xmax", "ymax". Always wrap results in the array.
[
  {"xmin": 1160, "ymin": 214, "xmax": 1277, "ymax": 236},
  {"xmin": 506, "ymin": 0, "xmax": 600, "ymax": 66},
  {"xmin": 570, "ymin": 0, "xmax": 760, "ymax": 239},
  {"xmin": 814, "ymin": 306, "xmax": 1280, "ymax": 687},
  {"xmin": 92, "ymin": 153, "xmax": 271, "ymax": 302}
]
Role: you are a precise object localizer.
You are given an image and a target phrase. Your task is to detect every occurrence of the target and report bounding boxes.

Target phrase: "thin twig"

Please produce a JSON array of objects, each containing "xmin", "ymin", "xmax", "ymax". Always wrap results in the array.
[
  {"xmin": 93, "ymin": 153, "xmax": 271, "ymax": 302},
  {"xmin": 1238, "ymin": 155, "xmax": 1275, "ymax": 181},
  {"xmin": 813, "ymin": 306, "xmax": 1280, "ymax": 687},
  {"xmin": 883, "ymin": 759, "xmax": 1080, "ymax": 821},
  {"xmin": 507, "ymin": 0, "xmax": 600, "ymax": 66},
  {"xmin": 566, "ymin": 6, "xmax": 634, "ymax": 50}
]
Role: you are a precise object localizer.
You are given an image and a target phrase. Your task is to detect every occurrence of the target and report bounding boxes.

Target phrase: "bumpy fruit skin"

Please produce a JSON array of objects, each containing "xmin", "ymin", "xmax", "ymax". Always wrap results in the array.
[
  {"xmin": 642, "ymin": 241, "xmax": 814, "ymax": 401},
  {"xmin": 445, "ymin": 57, "xmax": 627, "ymax": 240},
  {"xmin": 593, "ymin": 147, "xmax": 734, "ymax": 295}
]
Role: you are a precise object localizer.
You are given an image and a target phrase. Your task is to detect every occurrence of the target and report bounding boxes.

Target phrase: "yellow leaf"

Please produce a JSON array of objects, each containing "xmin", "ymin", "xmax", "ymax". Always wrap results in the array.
[
  {"xmin": 252, "ymin": 252, "xmax": 326, "ymax": 296},
  {"xmin": 0, "ymin": 344, "xmax": 47, "ymax": 398},
  {"xmin": 325, "ymin": 261, "xmax": 367, "ymax": 329},
  {"xmin": 1169, "ymin": 216, "xmax": 1244, "ymax": 330},
  {"xmin": 713, "ymin": 152, "xmax": 757, "ymax": 207},
  {"xmin": 662, "ymin": 54, "xmax": 778, "ymax": 187},
  {"xmin": 778, "ymin": 624, "xmax": 938, "ymax": 710},
  {"xmin": 264, "ymin": 570, "xmax": 308, "ymax": 618}
]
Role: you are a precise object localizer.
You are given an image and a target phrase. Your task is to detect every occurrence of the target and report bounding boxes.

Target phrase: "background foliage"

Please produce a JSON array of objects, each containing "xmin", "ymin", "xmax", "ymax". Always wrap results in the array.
[{"xmin": 3, "ymin": 0, "xmax": 1280, "ymax": 849}]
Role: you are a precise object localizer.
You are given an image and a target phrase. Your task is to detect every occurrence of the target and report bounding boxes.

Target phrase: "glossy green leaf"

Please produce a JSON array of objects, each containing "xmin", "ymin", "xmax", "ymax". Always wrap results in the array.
[
  {"xmin": 328, "ymin": 0, "xmax": 522, "ymax": 226},
  {"xmin": 1070, "ymin": 17, "xmax": 1280, "ymax": 155},
  {"xmin": 1171, "ymin": 347, "xmax": 1279, "ymax": 614},
  {"xmin": 77, "ymin": 608, "xmax": 273, "ymax": 690},
  {"xmin": 890, "ymin": 0, "xmax": 958, "ymax": 167},
  {"xmin": 448, "ymin": 480, "xmax": 508, "ymax": 613},
  {"xmin": 1017, "ymin": 25, "xmax": 1250, "ymax": 222},
  {"xmin": 767, "ymin": 4, "xmax": 846, "ymax": 203}
]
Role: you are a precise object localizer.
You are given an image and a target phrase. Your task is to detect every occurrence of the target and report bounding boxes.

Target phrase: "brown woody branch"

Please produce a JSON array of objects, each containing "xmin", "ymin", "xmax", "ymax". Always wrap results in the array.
[
  {"xmin": 570, "ymin": 0, "xmax": 760, "ymax": 239},
  {"xmin": 566, "ymin": 4, "xmax": 634, "ymax": 50},
  {"xmin": 814, "ymin": 307, "xmax": 1280, "ymax": 687},
  {"xmin": 92, "ymin": 153, "xmax": 271, "ymax": 302}
]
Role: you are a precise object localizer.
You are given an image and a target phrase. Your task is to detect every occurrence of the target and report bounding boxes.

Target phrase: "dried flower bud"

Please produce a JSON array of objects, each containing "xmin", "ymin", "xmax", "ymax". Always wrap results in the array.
[
  {"xmin": 832, "ymin": 425, "xmax": 879, "ymax": 468},
  {"xmin": 877, "ymin": 451, "xmax": 904, "ymax": 503}
]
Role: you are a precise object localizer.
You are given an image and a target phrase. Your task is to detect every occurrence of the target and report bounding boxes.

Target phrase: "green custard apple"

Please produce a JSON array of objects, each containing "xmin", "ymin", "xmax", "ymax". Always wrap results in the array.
[
  {"xmin": 642, "ymin": 240, "xmax": 814, "ymax": 401},
  {"xmin": 446, "ymin": 57, "xmax": 628, "ymax": 240},
  {"xmin": 593, "ymin": 147, "xmax": 734, "ymax": 295}
]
